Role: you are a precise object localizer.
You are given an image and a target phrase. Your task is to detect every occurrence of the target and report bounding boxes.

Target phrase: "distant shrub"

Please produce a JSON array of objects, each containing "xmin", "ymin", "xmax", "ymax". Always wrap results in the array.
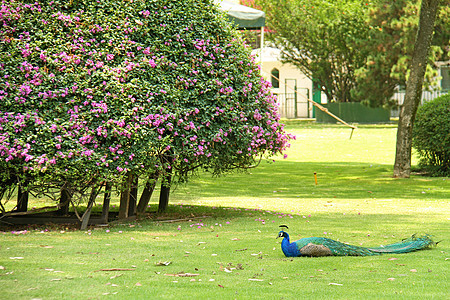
[{"xmin": 412, "ymin": 94, "xmax": 450, "ymax": 176}]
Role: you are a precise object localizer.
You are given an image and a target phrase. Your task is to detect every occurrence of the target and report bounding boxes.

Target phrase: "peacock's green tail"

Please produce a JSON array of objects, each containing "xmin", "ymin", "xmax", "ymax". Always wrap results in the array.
[{"xmin": 366, "ymin": 234, "xmax": 436, "ymax": 254}]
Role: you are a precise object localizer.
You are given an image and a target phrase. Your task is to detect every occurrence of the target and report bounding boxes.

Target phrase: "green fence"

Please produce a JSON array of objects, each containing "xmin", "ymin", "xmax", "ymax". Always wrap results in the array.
[{"xmin": 316, "ymin": 102, "xmax": 390, "ymax": 124}]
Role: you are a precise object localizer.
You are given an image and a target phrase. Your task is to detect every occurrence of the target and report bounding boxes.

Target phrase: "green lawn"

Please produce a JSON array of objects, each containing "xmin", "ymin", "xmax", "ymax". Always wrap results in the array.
[{"xmin": 1, "ymin": 121, "xmax": 449, "ymax": 299}]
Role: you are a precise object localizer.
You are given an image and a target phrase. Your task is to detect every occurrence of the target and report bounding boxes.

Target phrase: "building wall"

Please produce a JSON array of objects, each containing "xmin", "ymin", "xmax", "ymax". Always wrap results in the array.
[{"xmin": 260, "ymin": 61, "xmax": 313, "ymax": 118}]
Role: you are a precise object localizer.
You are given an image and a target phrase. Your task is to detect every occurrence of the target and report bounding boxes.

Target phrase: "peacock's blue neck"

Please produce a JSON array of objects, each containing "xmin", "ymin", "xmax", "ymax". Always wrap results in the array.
[{"xmin": 281, "ymin": 232, "xmax": 300, "ymax": 257}]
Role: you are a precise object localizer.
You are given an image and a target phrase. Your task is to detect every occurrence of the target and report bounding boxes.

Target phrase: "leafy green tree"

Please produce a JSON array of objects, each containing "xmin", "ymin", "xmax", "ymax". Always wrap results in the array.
[
  {"xmin": 256, "ymin": 0, "xmax": 449, "ymax": 107},
  {"xmin": 257, "ymin": 0, "xmax": 372, "ymax": 103},
  {"xmin": 0, "ymin": 0, "xmax": 293, "ymax": 212},
  {"xmin": 433, "ymin": 4, "xmax": 450, "ymax": 61},
  {"xmin": 353, "ymin": 0, "xmax": 450, "ymax": 107}
]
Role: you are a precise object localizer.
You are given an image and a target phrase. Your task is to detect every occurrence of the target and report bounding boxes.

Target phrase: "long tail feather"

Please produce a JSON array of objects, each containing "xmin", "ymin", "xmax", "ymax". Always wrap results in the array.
[
  {"xmin": 367, "ymin": 234, "xmax": 436, "ymax": 254},
  {"xmin": 321, "ymin": 234, "xmax": 436, "ymax": 256}
]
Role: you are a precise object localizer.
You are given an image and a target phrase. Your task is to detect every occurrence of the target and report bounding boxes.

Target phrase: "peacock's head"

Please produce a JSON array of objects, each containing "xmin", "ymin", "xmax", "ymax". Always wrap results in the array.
[{"xmin": 277, "ymin": 225, "xmax": 289, "ymax": 239}]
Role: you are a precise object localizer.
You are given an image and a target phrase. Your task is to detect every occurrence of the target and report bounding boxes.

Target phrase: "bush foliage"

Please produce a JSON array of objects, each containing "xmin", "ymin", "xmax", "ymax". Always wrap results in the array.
[
  {"xmin": 0, "ymin": 0, "xmax": 293, "ymax": 200},
  {"xmin": 412, "ymin": 94, "xmax": 450, "ymax": 176}
]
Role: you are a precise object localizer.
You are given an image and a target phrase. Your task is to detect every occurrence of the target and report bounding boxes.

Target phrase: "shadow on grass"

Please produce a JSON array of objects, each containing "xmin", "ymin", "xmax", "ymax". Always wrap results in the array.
[
  {"xmin": 2, "ymin": 199, "xmax": 447, "ymax": 249},
  {"xmin": 1, "ymin": 161, "xmax": 447, "ymax": 229},
  {"xmin": 130, "ymin": 203, "xmax": 448, "ymax": 242}
]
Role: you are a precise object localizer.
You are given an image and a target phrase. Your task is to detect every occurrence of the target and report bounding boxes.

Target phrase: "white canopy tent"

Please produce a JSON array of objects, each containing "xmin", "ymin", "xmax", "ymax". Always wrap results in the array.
[{"xmin": 215, "ymin": 0, "xmax": 265, "ymax": 52}]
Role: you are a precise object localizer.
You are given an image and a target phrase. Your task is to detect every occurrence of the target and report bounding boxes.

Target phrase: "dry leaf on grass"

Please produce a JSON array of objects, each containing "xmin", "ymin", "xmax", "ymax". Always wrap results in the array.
[
  {"xmin": 164, "ymin": 273, "xmax": 200, "ymax": 277},
  {"xmin": 155, "ymin": 261, "xmax": 172, "ymax": 266},
  {"xmin": 95, "ymin": 268, "xmax": 135, "ymax": 272},
  {"xmin": 105, "ymin": 282, "xmax": 119, "ymax": 287}
]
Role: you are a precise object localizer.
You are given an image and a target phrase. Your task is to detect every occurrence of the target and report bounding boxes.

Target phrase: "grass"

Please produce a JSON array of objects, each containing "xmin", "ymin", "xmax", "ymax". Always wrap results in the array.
[{"xmin": 1, "ymin": 121, "xmax": 449, "ymax": 299}]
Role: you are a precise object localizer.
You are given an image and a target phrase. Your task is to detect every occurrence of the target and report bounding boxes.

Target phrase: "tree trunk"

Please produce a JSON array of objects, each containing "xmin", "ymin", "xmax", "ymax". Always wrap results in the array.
[
  {"xmin": 80, "ymin": 185, "xmax": 102, "ymax": 230},
  {"xmin": 128, "ymin": 175, "xmax": 138, "ymax": 217},
  {"xmin": 118, "ymin": 172, "xmax": 133, "ymax": 219},
  {"xmin": 393, "ymin": 0, "xmax": 440, "ymax": 178},
  {"xmin": 100, "ymin": 183, "xmax": 112, "ymax": 224},
  {"xmin": 136, "ymin": 173, "xmax": 159, "ymax": 214},
  {"xmin": 57, "ymin": 188, "xmax": 71, "ymax": 216},
  {"xmin": 158, "ymin": 169, "xmax": 172, "ymax": 213},
  {"xmin": 17, "ymin": 181, "xmax": 29, "ymax": 212}
]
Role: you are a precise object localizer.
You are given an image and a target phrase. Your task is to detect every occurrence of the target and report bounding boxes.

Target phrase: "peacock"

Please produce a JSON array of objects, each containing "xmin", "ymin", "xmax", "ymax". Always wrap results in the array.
[{"xmin": 277, "ymin": 225, "xmax": 436, "ymax": 257}]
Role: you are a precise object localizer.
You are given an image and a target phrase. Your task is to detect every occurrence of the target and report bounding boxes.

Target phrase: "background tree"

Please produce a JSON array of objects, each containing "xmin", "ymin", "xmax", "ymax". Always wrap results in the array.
[
  {"xmin": 393, "ymin": 0, "xmax": 441, "ymax": 178},
  {"xmin": 256, "ymin": 0, "xmax": 448, "ymax": 107},
  {"xmin": 0, "ymin": 0, "xmax": 293, "ymax": 215},
  {"xmin": 353, "ymin": 0, "xmax": 450, "ymax": 107},
  {"xmin": 258, "ymin": 0, "xmax": 372, "ymax": 103},
  {"xmin": 433, "ymin": 4, "xmax": 450, "ymax": 61}
]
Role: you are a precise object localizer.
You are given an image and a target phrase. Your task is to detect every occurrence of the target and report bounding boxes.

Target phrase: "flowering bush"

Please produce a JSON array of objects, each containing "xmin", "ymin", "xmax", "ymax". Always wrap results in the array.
[{"xmin": 0, "ymin": 0, "xmax": 293, "ymax": 200}]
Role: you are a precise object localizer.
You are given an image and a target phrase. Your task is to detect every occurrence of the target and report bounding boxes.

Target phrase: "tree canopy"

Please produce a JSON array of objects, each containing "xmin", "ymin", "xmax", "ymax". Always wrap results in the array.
[
  {"xmin": 0, "ymin": 0, "xmax": 293, "ymax": 205},
  {"xmin": 354, "ymin": 0, "xmax": 449, "ymax": 107},
  {"xmin": 258, "ymin": 0, "xmax": 371, "ymax": 103},
  {"xmin": 257, "ymin": 0, "xmax": 449, "ymax": 107}
]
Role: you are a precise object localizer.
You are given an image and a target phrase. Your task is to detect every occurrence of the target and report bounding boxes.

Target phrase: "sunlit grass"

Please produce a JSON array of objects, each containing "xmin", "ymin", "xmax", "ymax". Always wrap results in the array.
[
  {"xmin": 1, "ymin": 122, "xmax": 448, "ymax": 299},
  {"xmin": 1, "ymin": 204, "xmax": 448, "ymax": 299}
]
